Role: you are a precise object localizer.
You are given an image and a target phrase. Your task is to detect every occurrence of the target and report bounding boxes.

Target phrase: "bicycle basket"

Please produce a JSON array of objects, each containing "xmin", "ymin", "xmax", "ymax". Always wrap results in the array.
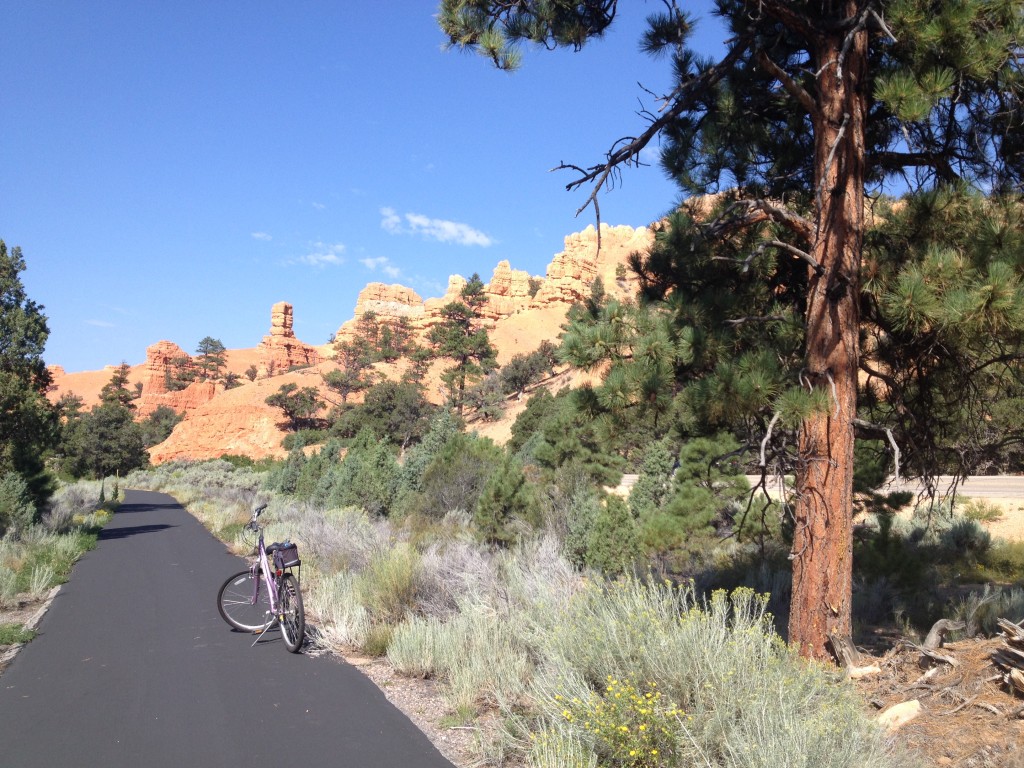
[{"xmin": 274, "ymin": 543, "xmax": 300, "ymax": 569}]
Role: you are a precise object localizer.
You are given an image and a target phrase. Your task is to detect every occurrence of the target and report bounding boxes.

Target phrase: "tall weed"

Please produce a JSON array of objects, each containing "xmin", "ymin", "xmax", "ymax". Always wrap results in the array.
[{"xmin": 305, "ymin": 571, "xmax": 370, "ymax": 650}]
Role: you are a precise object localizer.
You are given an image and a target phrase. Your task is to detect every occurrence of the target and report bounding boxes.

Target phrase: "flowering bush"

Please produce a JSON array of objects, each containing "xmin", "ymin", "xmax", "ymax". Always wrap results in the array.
[{"xmin": 556, "ymin": 677, "xmax": 683, "ymax": 767}]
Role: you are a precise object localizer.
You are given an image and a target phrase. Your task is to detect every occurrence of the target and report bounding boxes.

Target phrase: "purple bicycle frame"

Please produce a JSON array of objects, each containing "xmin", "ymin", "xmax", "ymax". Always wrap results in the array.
[{"xmin": 247, "ymin": 524, "xmax": 282, "ymax": 636}]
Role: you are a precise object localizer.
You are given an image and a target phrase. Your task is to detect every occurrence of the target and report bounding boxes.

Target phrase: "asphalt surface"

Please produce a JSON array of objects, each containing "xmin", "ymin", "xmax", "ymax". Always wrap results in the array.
[{"xmin": 0, "ymin": 490, "xmax": 456, "ymax": 768}]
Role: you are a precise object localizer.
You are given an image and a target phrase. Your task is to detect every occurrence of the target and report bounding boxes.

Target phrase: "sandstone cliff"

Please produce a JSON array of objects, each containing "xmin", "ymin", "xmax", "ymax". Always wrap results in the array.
[
  {"xmin": 258, "ymin": 301, "xmax": 322, "ymax": 376},
  {"xmin": 335, "ymin": 223, "xmax": 651, "ymax": 343},
  {"xmin": 51, "ymin": 222, "xmax": 653, "ymax": 463}
]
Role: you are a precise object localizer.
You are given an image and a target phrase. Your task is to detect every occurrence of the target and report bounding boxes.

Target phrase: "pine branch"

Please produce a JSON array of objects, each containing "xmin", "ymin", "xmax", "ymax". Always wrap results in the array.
[
  {"xmin": 836, "ymin": 7, "xmax": 872, "ymax": 79},
  {"xmin": 754, "ymin": 1, "xmax": 817, "ymax": 41},
  {"xmin": 760, "ymin": 411, "xmax": 783, "ymax": 467},
  {"xmin": 859, "ymin": 359, "xmax": 900, "ymax": 393},
  {"xmin": 699, "ymin": 198, "xmax": 814, "ymax": 244},
  {"xmin": 852, "ymin": 418, "xmax": 902, "ymax": 481},
  {"xmin": 817, "ymin": 112, "xmax": 850, "ymax": 213},
  {"xmin": 724, "ymin": 315, "xmax": 789, "ymax": 326},
  {"xmin": 752, "ymin": 200, "xmax": 815, "ymax": 242},
  {"xmin": 756, "ymin": 49, "xmax": 819, "ymax": 119},
  {"xmin": 553, "ymin": 35, "xmax": 754, "ymax": 231},
  {"xmin": 761, "ymin": 239, "xmax": 824, "ymax": 274}
]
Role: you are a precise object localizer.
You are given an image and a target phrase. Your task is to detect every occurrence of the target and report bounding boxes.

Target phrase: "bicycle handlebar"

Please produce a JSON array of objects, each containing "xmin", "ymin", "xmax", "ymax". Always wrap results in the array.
[{"xmin": 246, "ymin": 504, "xmax": 269, "ymax": 532}]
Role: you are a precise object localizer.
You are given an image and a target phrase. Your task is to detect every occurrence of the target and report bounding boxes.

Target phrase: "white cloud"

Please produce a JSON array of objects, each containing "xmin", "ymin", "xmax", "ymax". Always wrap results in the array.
[
  {"xmin": 380, "ymin": 207, "xmax": 402, "ymax": 233},
  {"xmin": 294, "ymin": 241, "xmax": 345, "ymax": 267},
  {"xmin": 379, "ymin": 207, "xmax": 494, "ymax": 247},
  {"xmin": 86, "ymin": 319, "xmax": 116, "ymax": 328},
  {"xmin": 312, "ymin": 202, "xmax": 326, "ymax": 211},
  {"xmin": 639, "ymin": 144, "xmax": 662, "ymax": 165},
  {"xmin": 360, "ymin": 256, "xmax": 402, "ymax": 279},
  {"xmin": 251, "ymin": 231, "xmax": 273, "ymax": 241}
]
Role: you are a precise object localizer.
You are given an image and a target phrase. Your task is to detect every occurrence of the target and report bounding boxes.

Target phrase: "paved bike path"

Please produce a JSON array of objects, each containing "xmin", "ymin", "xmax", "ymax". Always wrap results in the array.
[{"xmin": 0, "ymin": 490, "xmax": 456, "ymax": 768}]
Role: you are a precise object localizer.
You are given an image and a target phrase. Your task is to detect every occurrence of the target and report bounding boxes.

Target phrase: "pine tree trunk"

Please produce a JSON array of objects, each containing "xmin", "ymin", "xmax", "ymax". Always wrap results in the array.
[{"xmin": 787, "ymin": 18, "xmax": 867, "ymax": 662}]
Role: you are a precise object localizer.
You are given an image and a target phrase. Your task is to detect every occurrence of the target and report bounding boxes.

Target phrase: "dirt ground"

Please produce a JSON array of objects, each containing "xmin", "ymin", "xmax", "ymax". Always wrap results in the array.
[
  {"xmin": 979, "ymin": 500, "xmax": 1024, "ymax": 543},
  {"xmin": 853, "ymin": 635, "xmax": 1024, "ymax": 767}
]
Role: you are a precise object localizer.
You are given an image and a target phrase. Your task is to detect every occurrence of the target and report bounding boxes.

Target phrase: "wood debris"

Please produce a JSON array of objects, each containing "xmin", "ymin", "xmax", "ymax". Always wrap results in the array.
[
  {"xmin": 877, "ymin": 699, "xmax": 921, "ymax": 732},
  {"xmin": 991, "ymin": 617, "xmax": 1024, "ymax": 695}
]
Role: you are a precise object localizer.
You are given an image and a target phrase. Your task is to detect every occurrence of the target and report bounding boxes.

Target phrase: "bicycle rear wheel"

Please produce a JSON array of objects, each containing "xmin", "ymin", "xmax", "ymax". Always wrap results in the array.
[
  {"xmin": 217, "ymin": 570, "xmax": 272, "ymax": 632},
  {"xmin": 278, "ymin": 573, "xmax": 305, "ymax": 653}
]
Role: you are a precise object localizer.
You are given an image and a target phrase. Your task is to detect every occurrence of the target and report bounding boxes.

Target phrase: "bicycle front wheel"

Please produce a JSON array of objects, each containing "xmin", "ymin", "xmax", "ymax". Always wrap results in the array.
[
  {"xmin": 278, "ymin": 573, "xmax": 305, "ymax": 653},
  {"xmin": 217, "ymin": 570, "xmax": 272, "ymax": 632}
]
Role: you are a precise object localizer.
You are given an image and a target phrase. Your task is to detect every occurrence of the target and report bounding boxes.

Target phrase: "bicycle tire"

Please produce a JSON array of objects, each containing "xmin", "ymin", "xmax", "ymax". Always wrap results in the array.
[
  {"xmin": 217, "ymin": 570, "xmax": 272, "ymax": 632},
  {"xmin": 278, "ymin": 573, "xmax": 305, "ymax": 653}
]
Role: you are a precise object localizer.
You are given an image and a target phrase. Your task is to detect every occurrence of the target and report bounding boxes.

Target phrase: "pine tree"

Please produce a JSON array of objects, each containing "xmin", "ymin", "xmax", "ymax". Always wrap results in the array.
[
  {"xmin": 100, "ymin": 362, "xmax": 137, "ymax": 409},
  {"xmin": 265, "ymin": 383, "xmax": 324, "ymax": 431},
  {"xmin": 195, "ymin": 337, "xmax": 227, "ymax": 381},
  {"xmin": 0, "ymin": 241, "xmax": 57, "ymax": 513},
  {"xmin": 628, "ymin": 437, "xmax": 677, "ymax": 519},
  {"xmin": 585, "ymin": 495, "xmax": 640, "ymax": 577},
  {"xmin": 439, "ymin": 0, "xmax": 1024, "ymax": 660},
  {"xmin": 428, "ymin": 274, "xmax": 498, "ymax": 414},
  {"xmin": 474, "ymin": 452, "xmax": 540, "ymax": 545}
]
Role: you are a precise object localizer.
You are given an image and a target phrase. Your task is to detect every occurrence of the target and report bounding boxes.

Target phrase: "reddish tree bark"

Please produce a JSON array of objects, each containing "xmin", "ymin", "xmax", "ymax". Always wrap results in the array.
[{"xmin": 787, "ymin": 14, "xmax": 868, "ymax": 661}]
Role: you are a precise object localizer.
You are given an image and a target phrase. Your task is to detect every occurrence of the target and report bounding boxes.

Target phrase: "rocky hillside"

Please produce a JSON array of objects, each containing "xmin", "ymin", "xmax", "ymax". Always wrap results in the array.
[{"xmin": 47, "ymin": 223, "xmax": 652, "ymax": 463}]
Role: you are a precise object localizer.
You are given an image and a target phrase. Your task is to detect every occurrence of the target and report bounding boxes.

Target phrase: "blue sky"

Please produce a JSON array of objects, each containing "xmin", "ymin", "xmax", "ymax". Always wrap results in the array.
[{"xmin": 3, "ymin": 2, "xmax": 725, "ymax": 373}]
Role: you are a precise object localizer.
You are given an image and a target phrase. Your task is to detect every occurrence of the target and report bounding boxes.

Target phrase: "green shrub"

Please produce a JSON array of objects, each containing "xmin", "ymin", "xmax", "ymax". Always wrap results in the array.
[
  {"xmin": 952, "ymin": 585, "xmax": 1024, "ymax": 637},
  {"xmin": 939, "ymin": 518, "xmax": 991, "ymax": 560},
  {"xmin": 0, "ymin": 623, "xmax": 35, "ymax": 645},
  {"xmin": 475, "ymin": 454, "xmax": 541, "ymax": 546},
  {"xmin": 305, "ymin": 570, "xmax": 370, "ymax": 649},
  {"xmin": 388, "ymin": 606, "xmax": 531, "ymax": 714},
  {"xmin": 281, "ymin": 428, "xmax": 328, "ymax": 451},
  {"xmin": 362, "ymin": 623, "xmax": 394, "ymax": 657},
  {"xmin": 553, "ymin": 676, "xmax": 684, "ymax": 767},
  {"xmin": 410, "ymin": 433, "xmax": 502, "ymax": 519},
  {"xmin": 585, "ymin": 497, "xmax": 640, "ymax": 577},
  {"xmin": 356, "ymin": 543, "xmax": 421, "ymax": 626},
  {"xmin": 960, "ymin": 498, "xmax": 1004, "ymax": 523},
  {"xmin": 519, "ymin": 580, "xmax": 908, "ymax": 768},
  {"xmin": 973, "ymin": 539, "xmax": 1024, "ymax": 581},
  {"xmin": 317, "ymin": 435, "xmax": 400, "ymax": 516},
  {"xmin": 0, "ymin": 472, "xmax": 37, "ymax": 537}
]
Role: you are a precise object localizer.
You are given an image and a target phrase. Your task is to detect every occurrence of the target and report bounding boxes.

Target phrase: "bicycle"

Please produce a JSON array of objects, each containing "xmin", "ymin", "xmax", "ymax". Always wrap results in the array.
[{"xmin": 216, "ymin": 503, "xmax": 305, "ymax": 653}]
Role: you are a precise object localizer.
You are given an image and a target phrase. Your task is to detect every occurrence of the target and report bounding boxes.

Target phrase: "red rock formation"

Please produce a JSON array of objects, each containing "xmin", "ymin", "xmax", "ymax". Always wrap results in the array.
[
  {"xmin": 137, "ymin": 380, "xmax": 218, "ymax": 419},
  {"xmin": 148, "ymin": 378, "xmax": 291, "ymax": 463},
  {"xmin": 141, "ymin": 340, "xmax": 189, "ymax": 396},
  {"xmin": 56, "ymin": 222, "xmax": 660, "ymax": 464},
  {"xmin": 147, "ymin": 370, "xmax": 330, "ymax": 463},
  {"xmin": 258, "ymin": 301, "xmax": 321, "ymax": 377},
  {"xmin": 129, "ymin": 341, "xmax": 217, "ymax": 418},
  {"xmin": 482, "ymin": 260, "xmax": 533, "ymax": 318},
  {"xmin": 352, "ymin": 283, "xmax": 424, "ymax": 320},
  {"xmin": 531, "ymin": 224, "xmax": 650, "ymax": 307}
]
